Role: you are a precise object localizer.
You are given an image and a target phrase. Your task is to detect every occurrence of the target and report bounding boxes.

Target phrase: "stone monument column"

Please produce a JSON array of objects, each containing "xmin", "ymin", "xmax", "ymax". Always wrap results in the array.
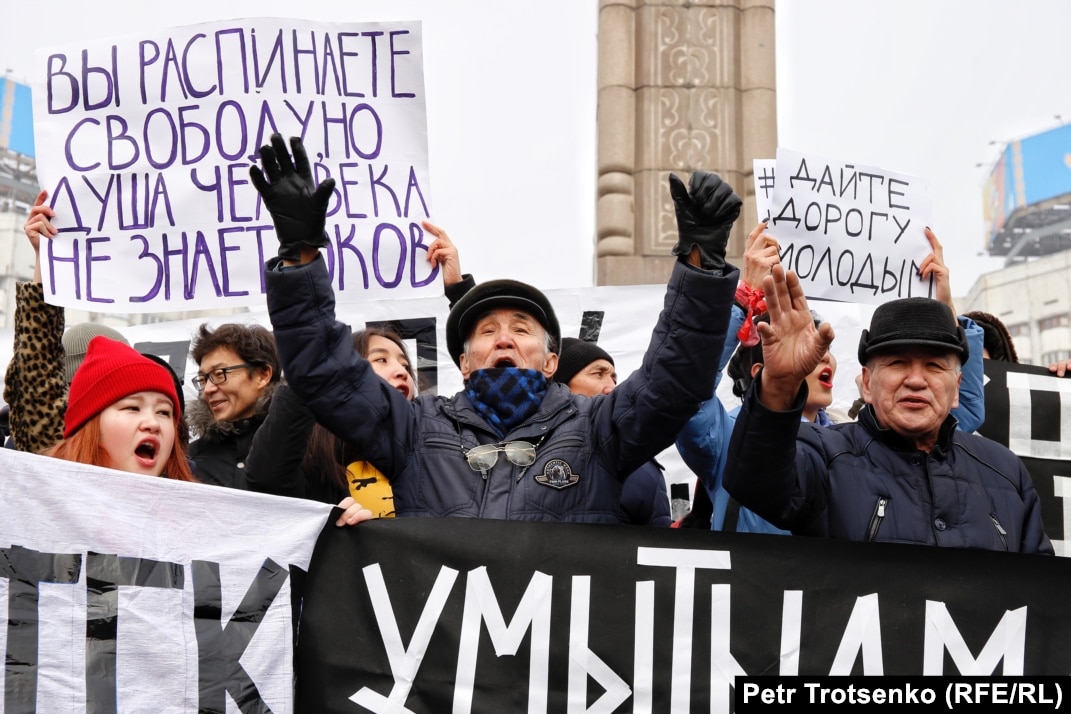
[{"xmin": 596, "ymin": 0, "xmax": 777, "ymax": 285}]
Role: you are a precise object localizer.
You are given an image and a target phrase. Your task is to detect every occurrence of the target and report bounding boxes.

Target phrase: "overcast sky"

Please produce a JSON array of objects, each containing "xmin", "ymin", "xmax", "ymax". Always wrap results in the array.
[
  {"xmin": 776, "ymin": 0, "xmax": 1071, "ymax": 296},
  {"xmin": 4, "ymin": 0, "xmax": 1071, "ymax": 297}
]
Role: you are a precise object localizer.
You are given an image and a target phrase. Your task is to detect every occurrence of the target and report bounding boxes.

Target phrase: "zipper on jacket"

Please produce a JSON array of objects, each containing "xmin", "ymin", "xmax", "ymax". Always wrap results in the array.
[
  {"xmin": 865, "ymin": 497, "xmax": 887, "ymax": 543},
  {"xmin": 989, "ymin": 513, "xmax": 1008, "ymax": 551}
]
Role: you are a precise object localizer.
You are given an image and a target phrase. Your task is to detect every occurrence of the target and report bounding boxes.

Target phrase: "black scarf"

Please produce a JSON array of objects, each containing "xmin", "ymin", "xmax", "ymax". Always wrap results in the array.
[{"xmin": 465, "ymin": 368, "xmax": 548, "ymax": 437}]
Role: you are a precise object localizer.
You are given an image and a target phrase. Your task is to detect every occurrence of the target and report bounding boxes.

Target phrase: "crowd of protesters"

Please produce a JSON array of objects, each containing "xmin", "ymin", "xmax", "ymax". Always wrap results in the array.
[{"xmin": 0, "ymin": 134, "xmax": 1061, "ymax": 555}]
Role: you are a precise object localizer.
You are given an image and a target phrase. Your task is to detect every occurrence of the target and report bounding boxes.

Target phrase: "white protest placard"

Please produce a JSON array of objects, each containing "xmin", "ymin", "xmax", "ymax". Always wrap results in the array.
[
  {"xmin": 0, "ymin": 448, "xmax": 331, "ymax": 712},
  {"xmin": 765, "ymin": 147, "xmax": 935, "ymax": 304},
  {"xmin": 31, "ymin": 17, "xmax": 435, "ymax": 313}
]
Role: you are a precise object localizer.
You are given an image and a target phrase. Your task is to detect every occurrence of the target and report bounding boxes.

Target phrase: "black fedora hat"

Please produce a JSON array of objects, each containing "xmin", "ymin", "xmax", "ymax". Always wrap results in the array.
[{"xmin": 858, "ymin": 298, "xmax": 968, "ymax": 365}]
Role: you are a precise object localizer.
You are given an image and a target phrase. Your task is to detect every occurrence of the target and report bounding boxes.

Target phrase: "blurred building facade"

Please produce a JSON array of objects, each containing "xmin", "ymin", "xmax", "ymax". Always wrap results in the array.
[
  {"xmin": 595, "ymin": 0, "xmax": 777, "ymax": 285},
  {"xmin": 964, "ymin": 251, "xmax": 1071, "ymax": 366},
  {"xmin": 0, "ymin": 74, "xmax": 40, "ymax": 328},
  {"xmin": 963, "ymin": 121, "xmax": 1071, "ymax": 365},
  {"xmin": 0, "ymin": 75, "xmax": 245, "ymax": 331}
]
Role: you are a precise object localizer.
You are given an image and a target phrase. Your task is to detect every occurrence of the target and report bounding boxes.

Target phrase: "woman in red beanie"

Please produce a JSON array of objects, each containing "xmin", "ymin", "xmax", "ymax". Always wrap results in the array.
[{"xmin": 43, "ymin": 336, "xmax": 196, "ymax": 481}]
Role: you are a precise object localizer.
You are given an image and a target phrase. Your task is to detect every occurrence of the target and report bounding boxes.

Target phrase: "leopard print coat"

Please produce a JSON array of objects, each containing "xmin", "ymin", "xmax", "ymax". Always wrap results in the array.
[{"xmin": 3, "ymin": 281, "xmax": 67, "ymax": 454}]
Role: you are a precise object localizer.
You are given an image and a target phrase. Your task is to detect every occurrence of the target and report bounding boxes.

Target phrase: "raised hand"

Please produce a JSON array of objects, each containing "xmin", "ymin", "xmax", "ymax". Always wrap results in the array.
[
  {"xmin": 917, "ymin": 227, "xmax": 955, "ymax": 318},
  {"xmin": 249, "ymin": 133, "xmax": 336, "ymax": 263},
  {"xmin": 1049, "ymin": 359, "xmax": 1071, "ymax": 378},
  {"xmin": 24, "ymin": 190, "xmax": 57, "ymax": 283},
  {"xmin": 742, "ymin": 220, "xmax": 781, "ymax": 289},
  {"xmin": 668, "ymin": 170, "xmax": 742, "ymax": 273},
  {"xmin": 756, "ymin": 265, "xmax": 836, "ymax": 410},
  {"xmin": 423, "ymin": 220, "xmax": 463, "ymax": 288},
  {"xmin": 734, "ymin": 221, "xmax": 780, "ymax": 345}
]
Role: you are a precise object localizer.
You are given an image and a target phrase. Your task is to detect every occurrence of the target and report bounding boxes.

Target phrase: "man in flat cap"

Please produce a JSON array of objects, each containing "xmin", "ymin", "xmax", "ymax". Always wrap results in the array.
[
  {"xmin": 723, "ymin": 265, "xmax": 1052, "ymax": 553},
  {"xmin": 250, "ymin": 134, "xmax": 741, "ymax": 522}
]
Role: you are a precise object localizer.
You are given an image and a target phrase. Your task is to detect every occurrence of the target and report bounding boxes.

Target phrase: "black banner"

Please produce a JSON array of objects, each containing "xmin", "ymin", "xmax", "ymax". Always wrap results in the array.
[
  {"xmin": 978, "ymin": 360, "xmax": 1071, "ymax": 546},
  {"xmin": 296, "ymin": 519, "xmax": 1071, "ymax": 712}
]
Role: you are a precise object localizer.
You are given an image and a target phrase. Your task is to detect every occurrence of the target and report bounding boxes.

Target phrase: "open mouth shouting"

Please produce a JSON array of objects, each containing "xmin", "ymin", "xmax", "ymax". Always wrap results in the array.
[
  {"xmin": 134, "ymin": 437, "xmax": 161, "ymax": 468},
  {"xmin": 816, "ymin": 366, "xmax": 834, "ymax": 390}
]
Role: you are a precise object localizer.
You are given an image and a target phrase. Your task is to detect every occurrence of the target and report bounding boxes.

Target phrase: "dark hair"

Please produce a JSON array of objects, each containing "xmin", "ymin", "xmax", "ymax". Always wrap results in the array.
[
  {"xmin": 304, "ymin": 326, "xmax": 413, "ymax": 496},
  {"xmin": 354, "ymin": 326, "xmax": 417, "ymax": 382},
  {"xmin": 964, "ymin": 310, "xmax": 1019, "ymax": 363},
  {"xmin": 190, "ymin": 323, "xmax": 281, "ymax": 383}
]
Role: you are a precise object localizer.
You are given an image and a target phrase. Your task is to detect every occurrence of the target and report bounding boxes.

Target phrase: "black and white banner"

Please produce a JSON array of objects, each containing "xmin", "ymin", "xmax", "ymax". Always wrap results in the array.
[
  {"xmin": 0, "ymin": 448, "xmax": 331, "ymax": 713},
  {"xmin": 978, "ymin": 360, "xmax": 1071, "ymax": 554},
  {"xmin": 296, "ymin": 518, "xmax": 1071, "ymax": 713}
]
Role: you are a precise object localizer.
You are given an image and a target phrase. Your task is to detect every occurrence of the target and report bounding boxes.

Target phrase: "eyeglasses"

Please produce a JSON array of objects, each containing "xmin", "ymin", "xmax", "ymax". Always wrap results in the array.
[
  {"xmin": 463, "ymin": 441, "xmax": 537, "ymax": 475},
  {"xmin": 192, "ymin": 364, "xmax": 253, "ymax": 391}
]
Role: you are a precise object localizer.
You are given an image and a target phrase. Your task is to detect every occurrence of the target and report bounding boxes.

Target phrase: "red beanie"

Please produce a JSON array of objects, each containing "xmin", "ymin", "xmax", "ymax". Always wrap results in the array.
[{"xmin": 64, "ymin": 336, "xmax": 182, "ymax": 438}]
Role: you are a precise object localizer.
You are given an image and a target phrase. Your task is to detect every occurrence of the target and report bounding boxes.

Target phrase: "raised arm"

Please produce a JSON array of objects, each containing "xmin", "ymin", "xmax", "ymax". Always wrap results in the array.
[
  {"xmin": 953, "ymin": 315, "xmax": 985, "ymax": 431},
  {"xmin": 4, "ymin": 190, "xmax": 67, "ymax": 453},
  {"xmin": 735, "ymin": 220, "xmax": 778, "ymax": 344},
  {"xmin": 918, "ymin": 227, "xmax": 984, "ymax": 430},
  {"xmin": 254, "ymin": 135, "xmax": 416, "ymax": 478},
  {"xmin": 422, "ymin": 220, "xmax": 475, "ymax": 306},
  {"xmin": 676, "ymin": 221, "xmax": 780, "ymax": 486},
  {"xmin": 603, "ymin": 171, "xmax": 740, "ymax": 476},
  {"xmin": 721, "ymin": 265, "xmax": 834, "ymax": 532}
]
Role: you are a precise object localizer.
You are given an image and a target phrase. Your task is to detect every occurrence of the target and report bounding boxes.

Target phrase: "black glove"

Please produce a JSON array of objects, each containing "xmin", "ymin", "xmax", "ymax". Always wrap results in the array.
[
  {"xmin": 668, "ymin": 171, "xmax": 742, "ymax": 272},
  {"xmin": 249, "ymin": 133, "xmax": 336, "ymax": 262}
]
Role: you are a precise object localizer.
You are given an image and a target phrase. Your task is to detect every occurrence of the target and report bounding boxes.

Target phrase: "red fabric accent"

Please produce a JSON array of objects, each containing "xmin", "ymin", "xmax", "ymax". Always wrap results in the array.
[{"xmin": 734, "ymin": 283, "xmax": 766, "ymax": 347}]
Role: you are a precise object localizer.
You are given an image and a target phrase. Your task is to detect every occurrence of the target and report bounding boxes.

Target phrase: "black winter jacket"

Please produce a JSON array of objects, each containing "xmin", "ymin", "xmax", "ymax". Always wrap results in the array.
[
  {"xmin": 620, "ymin": 459, "xmax": 671, "ymax": 526},
  {"xmin": 724, "ymin": 380, "xmax": 1053, "ymax": 554},
  {"xmin": 186, "ymin": 382, "xmax": 277, "ymax": 490}
]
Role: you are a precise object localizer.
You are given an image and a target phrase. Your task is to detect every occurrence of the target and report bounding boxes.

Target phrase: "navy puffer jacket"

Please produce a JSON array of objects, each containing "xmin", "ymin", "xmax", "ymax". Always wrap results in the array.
[{"xmin": 724, "ymin": 381, "xmax": 1053, "ymax": 554}]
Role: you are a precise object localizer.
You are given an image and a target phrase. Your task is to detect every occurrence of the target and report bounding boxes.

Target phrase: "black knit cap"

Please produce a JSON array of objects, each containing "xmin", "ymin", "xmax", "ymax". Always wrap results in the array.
[
  {"xmin": 553, "ymin": 337, "xmax": 614, "ymax": 386},
  {"xmin": 858, "ymin": 298, "xmax": 968, "ymax": 365},
  {"xmin": 446, "ymin": 279, "xmax": 561, "ymax": 366}
]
